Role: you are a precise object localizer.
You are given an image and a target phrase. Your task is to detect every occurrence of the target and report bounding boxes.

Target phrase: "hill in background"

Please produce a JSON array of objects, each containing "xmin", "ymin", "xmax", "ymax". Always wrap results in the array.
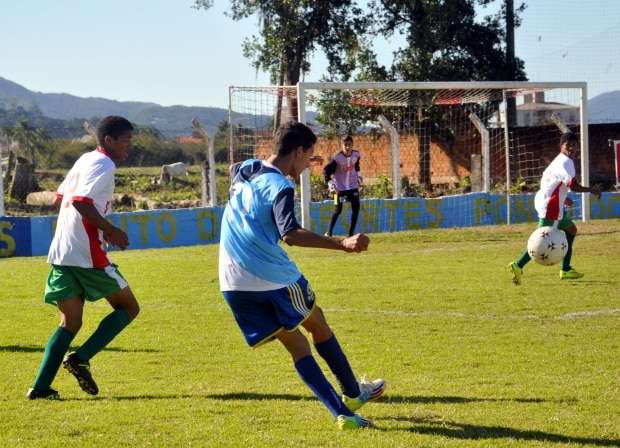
[{"xmin": 0, "ymin": 77, "xmax": 230, "ymax": 137}]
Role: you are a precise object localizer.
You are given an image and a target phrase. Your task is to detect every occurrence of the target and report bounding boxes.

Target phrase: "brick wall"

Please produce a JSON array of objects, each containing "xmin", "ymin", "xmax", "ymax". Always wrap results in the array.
[{"xmin": 254, "ymin": 122, "xmax": 620, "ymax": 186}]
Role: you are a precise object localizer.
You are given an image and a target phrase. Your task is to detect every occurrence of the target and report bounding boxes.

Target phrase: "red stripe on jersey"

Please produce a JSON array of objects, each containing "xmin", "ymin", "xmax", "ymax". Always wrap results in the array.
[
  {"xmin": 96, "ymin": 146, "xmax": 111, "ymax": 158},
  {"xmin": 72, "ymin": 196, "xmax": 94, "ymax": 205},
  {"xmin": 546, "ymin": 184, "xmax": 562, "ymax": 220},
  {"xmin": 568, "ymin": 177, "xmax": 577, "ymax": 189},
  {"xmin": 81, "ymin": 217, "xmax": 110, "ymax": 268}
]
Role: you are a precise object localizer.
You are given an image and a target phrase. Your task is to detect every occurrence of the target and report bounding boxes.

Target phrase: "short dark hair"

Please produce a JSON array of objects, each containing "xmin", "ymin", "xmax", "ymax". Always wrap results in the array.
[
  {"xmin": 342, "ymin": 134, "xmax": 353, "ymax": 143},
  {"xmin": 96, "ymin": 116, "xmax": 134, "ymax": 145},
  {"xmin": 560, "ymin": 132, "xmax": 578, "ymax": 146},
  {"xmin": 274, "ymin": 121, "xmax": 317, "ymax": 156}
]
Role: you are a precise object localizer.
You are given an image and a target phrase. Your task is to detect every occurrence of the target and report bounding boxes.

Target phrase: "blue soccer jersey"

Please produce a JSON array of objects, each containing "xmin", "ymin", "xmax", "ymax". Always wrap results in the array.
[{"xmin": 219, "ymin": 159, "xmax": 302, "ymax": 291}]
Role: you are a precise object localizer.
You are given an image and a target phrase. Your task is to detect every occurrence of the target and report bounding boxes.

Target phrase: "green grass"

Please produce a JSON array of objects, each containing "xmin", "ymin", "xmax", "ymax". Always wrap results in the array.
[{"xmin": 1, "ymin": 221, "xmax": 619, "ymax": 447}]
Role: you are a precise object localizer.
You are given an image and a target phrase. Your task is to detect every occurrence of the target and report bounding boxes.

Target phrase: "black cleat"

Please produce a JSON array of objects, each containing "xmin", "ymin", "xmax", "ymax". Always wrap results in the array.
[
  {"xmin": 27, "ymin": 387, "xmax": 60, "ymax": 400},
  {"xmin": 63, "ymin": 352, "xmax": 99, "ymax": 395}
]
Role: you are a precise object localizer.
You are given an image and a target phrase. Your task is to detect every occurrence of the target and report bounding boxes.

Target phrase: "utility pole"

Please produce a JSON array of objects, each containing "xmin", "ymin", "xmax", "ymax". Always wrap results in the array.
[{"xmin": 505, "ymin": 0, "xmax": 517, "ymax": 127}]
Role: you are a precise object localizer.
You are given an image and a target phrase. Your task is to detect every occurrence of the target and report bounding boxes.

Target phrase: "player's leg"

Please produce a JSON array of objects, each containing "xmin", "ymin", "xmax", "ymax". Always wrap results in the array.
[
  {"xmin": 303, "ymin": 306, "xmax": 385, "ymax": 412},
  {"xmin": 347, "ymin": 190, "xmax": 360, "ymax": 237},
  {"xmin": 559, "ymin": 220, "xmax": 582, "ymax": 279},
  {"xmin": 64, "ymin": 265, "xmax": 138, "ymax": 394},
  {"xmin": 74, "ymin": 286, "xmax": 139, "ymax": 362},
  {"xmin": 509, "ymin": 219, "xmax": 549, "ymax": 284},
  {"xmin": 275, "ymin": 328, "xmax": 355, "ymax": 419},
  {"xmin": 302, "ymin": 307, "xmax": 358, "ymax": 398},
  {"xmin": 29, "ymin": 296, "xmax": 83, "ymax": 399},
  {"xmin": 326, "ymin": 194, "xmax": 343, "ymax": 236}
]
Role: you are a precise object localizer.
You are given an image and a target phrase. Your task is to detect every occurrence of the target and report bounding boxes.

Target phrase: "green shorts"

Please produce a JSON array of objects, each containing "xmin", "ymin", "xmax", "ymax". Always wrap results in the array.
[
  {"xmin": 44, "ymin": 264, "xmax": 128, "ymax": 305},
  {"xmin": 538, "ymin": 216, "xmax": 575, "ymax": 230}
]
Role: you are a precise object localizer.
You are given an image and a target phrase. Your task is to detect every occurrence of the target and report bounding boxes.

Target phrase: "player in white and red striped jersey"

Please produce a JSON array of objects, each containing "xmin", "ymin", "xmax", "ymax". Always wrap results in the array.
[
  {"xmin": 509, "ymin": 132, "xmax": 601, "ymax": 285},
  {"xmin": 28, "ymin": 116, "xmax": 140, "ymax": 400}
]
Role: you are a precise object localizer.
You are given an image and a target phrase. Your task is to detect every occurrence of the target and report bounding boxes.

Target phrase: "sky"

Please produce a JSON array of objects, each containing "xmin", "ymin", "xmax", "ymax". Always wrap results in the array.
[{"xmin": 1, "ymin": 0, "xmax": 619, "ymax": 109}]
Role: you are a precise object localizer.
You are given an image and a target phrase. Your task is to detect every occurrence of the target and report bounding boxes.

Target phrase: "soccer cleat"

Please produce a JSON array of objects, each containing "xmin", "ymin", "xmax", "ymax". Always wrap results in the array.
[
  {"xmin": 508, "ymin": 262, "xmax": 523, "ymax": 285},
  {"xmin": 560, "ymin": 268, "xmax": 584, "ymax": 280},
  {"xmin": 63, "ymin": 352, "xmax": 99, "ymax": 395},
  {"xmin": 342, "ymin": 377, "xmax": 386, "ymax": 412},
  {"xmin": 27, "ymin": 387, "xmax": 60, "ymax": 400},
  {"xmin": 336, "ymin": 414, "xmax": 374, "ymax": 430}
]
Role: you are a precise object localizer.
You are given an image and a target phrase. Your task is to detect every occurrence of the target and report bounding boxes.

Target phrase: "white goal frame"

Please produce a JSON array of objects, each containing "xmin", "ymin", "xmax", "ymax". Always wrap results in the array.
[{"xmin": 295, "ymin": 81, "xmax": 590, "ymax": 228}]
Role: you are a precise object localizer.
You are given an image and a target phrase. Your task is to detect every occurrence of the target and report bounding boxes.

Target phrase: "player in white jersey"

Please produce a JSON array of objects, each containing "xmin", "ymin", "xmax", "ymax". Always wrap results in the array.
[
  {"xmin": 27, "ymin": 116, "xmax": 140, "ymax": 400},
  {"xmin": 509, "ymin": 132, "xmax": 601, "ymax": 285}
]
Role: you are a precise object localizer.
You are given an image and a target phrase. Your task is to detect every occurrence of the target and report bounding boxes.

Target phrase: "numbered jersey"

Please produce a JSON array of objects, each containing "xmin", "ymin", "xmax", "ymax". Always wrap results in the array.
[{"xmin": 47, "ymin": 148, "xmax": 116, "ymax": 268}]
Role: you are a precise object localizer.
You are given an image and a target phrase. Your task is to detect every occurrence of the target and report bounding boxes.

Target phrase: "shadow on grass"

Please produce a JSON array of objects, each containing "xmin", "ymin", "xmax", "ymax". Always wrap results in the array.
[
  {"xmin": 0, "ymin": 345, "xmax": 160, "ymax": 353},
  {"xmin": 64, "ymin": 392, "xmax": 569, "ymax": 405},
  {"xmin": 64, "ymin": 392, "xmax": 315, "ymax": 402},
  {"xmin": 378, "ymin": 416, "xmax": 620, "ymax": 446},
  {"xmin": 566, "ymin": 280, "xmax": 617, "ymax": 285}
]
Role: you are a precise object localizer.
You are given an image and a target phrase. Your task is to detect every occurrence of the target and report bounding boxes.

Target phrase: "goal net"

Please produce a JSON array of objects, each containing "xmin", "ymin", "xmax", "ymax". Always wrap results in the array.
[{"xmin": 228, "ymin": 82, "xmax": 589, "ymax": 231}]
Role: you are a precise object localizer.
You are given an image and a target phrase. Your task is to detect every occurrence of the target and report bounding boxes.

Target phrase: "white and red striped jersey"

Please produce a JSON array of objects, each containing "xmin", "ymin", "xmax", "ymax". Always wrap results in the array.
[
  {"xmin": 47, "ymin": 148, "xmax": 115, "ymax": 268},
  {"xmin": 534, "ymin": 153, "xmax": 576, "ymax": 220}
]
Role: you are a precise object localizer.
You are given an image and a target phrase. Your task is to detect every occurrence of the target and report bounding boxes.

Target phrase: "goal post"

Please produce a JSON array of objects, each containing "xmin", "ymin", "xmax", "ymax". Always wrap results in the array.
[{"xmin": 229, "ymin": 81, "xmax": 589, "ymax": 230}]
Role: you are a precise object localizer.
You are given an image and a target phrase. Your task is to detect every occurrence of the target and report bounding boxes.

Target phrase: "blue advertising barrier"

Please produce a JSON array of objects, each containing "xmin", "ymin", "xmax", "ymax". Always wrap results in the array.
[{"xmin": 2, "ymin": 192, "xmax": 619, "ymax": 258}]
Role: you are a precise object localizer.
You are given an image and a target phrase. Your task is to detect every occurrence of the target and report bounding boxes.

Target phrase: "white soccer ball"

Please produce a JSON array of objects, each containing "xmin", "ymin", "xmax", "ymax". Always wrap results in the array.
[{"xmin": 527, "ymin": 226, "xmax": 568, "ymax": 266}]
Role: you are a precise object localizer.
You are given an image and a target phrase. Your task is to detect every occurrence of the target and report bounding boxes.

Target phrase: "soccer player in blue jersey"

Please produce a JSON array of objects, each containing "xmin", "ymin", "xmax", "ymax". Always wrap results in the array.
[{"xmin": 219, "ymin": 121, "xmax": 386, "ymax": 430}]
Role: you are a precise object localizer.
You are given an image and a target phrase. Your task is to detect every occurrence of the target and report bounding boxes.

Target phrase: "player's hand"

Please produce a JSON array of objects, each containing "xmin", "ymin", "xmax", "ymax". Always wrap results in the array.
[
  {"xmin": 564, "ymin": 197, "xmax": 574, "ymax": 207},
  {"xmin": 591, "ymin": 184, "xmax": 602, "ymax": 199},
  {"xmin": 357, "ymin": 175, "xmax": 363, "ymax": 185},
  {"xmin": 341, "ymin": 233, "xmax": 369, "ymax": 253},
  {"xmin": 327, "ymin": 180, "xmax": 336, "ymax": 193},
  {"xmin": 104, "ymin": 226, "xmax": 129, "ymax": 250}
]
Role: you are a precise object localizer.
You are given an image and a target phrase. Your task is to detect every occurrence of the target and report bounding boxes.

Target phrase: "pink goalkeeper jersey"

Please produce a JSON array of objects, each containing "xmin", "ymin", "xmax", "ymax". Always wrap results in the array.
[
  {"xmin": 47, "ymin": 148, "xmax": 116, "ymax": 268},
  {"xmin": 534, "ymin": 153, "xmax": 577, "ymax": 220},
  {"xmin": 332, "ymin": 150, "xmax": 361, "ymax": 191}
]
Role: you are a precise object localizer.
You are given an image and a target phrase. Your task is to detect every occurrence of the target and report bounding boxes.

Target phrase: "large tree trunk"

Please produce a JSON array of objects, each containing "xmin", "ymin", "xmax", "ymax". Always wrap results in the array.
[
  {"xmin": 9, "ymin": 157, "xmax": 35, "ymax": 202},
  {"xmin": 284, "ymin": 54, "xmax": 302, "ymax": 122}
]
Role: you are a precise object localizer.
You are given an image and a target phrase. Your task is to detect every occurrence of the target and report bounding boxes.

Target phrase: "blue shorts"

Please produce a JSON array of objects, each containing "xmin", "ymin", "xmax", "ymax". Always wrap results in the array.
[{"xmin": 222, "ymin": 275, "xmax": 316, "ymax": 347}]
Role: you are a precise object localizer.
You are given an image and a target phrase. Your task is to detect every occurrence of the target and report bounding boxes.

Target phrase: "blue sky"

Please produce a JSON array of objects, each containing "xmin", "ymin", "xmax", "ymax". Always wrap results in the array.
[{"xmin": 1, "ymin": 1, "xmax": 618, "ymax": 108}]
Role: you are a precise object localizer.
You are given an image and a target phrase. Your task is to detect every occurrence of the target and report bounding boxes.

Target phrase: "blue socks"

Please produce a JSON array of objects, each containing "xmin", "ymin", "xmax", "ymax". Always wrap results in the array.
[
  {"xmin": 294, "ymin": 355, "xmax": 353, "ymax": 417},
  {"xmin": 314, "ymin": 335, "xmax": 360, "ymax": 398}
]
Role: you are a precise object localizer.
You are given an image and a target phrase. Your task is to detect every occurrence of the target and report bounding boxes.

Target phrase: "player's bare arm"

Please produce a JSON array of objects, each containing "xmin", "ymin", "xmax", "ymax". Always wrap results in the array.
[
  {"xmin": 72, "ymin": 201, "xmax": 129, "ymax": 250},
  {"xmin": 571, "ymin": 182, "xmax": 601, "ymax": 199},
  {"xmin": 282, "ymin": 228, "xmax": 369, "ymax": 253}
]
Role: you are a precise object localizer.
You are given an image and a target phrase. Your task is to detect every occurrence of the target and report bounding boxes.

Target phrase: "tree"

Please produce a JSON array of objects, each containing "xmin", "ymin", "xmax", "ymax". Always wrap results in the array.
[
  {"xmin": 367, "ymin": 0, "xmax": 527, "ymax": 82},
  {"xmin": 194, "ymin": 1, "xmax": 369, "ymax": 122}
]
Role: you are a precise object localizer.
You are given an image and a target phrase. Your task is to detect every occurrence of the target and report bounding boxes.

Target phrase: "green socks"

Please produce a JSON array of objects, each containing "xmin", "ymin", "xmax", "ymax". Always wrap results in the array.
[
  {"xmin": 33, "ymin": 326, "xmax": 74, "ymax": 390},
  {"xmin": 75, "ymin": 309, "xmax": 132, "ymax": 362},
  {"xmin": 516, "ymin": 250, "xmax": 531, "ymax": 268},
  {"xmin": 562, "ymin": 232, "xmax": 575, "ymax": 271}
]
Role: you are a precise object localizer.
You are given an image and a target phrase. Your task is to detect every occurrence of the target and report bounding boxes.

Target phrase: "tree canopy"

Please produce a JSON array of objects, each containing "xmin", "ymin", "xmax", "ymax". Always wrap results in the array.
[
  {"xmin": 194, "ymin": 1, "xmax": 369, "ymax": 86},
  {"xmin": 363, "ymin": 0, "xmax": 527, "ymax": 82}
]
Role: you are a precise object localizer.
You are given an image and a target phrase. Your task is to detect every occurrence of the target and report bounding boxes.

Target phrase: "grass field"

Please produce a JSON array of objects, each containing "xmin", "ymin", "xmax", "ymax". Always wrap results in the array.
[{"xmin": 1, "ymin": 221, "xmax": 619, "ymax": 447}]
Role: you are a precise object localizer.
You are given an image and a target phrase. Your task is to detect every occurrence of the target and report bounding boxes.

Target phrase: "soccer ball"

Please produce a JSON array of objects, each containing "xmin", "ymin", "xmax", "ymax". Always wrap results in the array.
[{"xmin": 527, "ymin": 226, "xmax": 568, "ymax": 266}]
